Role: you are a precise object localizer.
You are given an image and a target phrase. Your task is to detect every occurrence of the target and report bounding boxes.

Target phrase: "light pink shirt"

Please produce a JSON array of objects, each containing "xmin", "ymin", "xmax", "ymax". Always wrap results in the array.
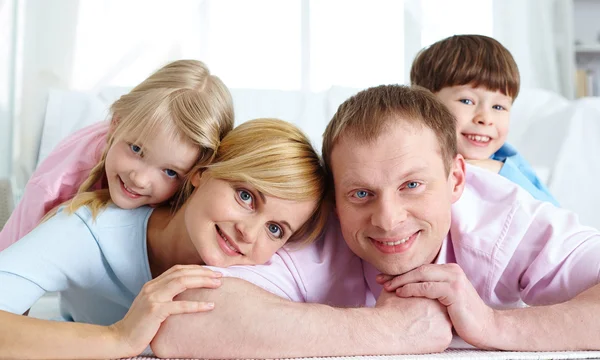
[
  {"xmin": 213, "ymin": 165, "xmax": 600, "ymax": 308},
  {"xmin": 0, "ymin": 121, "xmax": 109, "ymax": 251}
]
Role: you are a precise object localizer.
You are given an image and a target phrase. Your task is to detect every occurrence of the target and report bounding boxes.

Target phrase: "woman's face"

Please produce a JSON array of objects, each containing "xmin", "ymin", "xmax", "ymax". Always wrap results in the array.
[{"xmin": 184, "ymin": 174, "xmax": 317, "ymax": 267}]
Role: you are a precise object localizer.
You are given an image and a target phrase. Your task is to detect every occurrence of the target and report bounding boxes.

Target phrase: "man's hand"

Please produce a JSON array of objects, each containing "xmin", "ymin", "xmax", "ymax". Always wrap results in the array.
[
  {"xmin": 466, "ymin": 159, "xmax": 503, "ymax": 174},
  {"xmin": 376, "ymin": 285, "xmax": 453, "ymax": 351},
  {"xmin": 377, "ymin": 264, "xmax": 496, "ymax": 349}
]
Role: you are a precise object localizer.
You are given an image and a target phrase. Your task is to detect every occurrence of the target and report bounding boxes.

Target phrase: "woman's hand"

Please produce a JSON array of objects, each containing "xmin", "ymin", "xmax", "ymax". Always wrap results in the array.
[{"xmin": 109, "ymin": 264, "xmax": 223, "ymax": 356}]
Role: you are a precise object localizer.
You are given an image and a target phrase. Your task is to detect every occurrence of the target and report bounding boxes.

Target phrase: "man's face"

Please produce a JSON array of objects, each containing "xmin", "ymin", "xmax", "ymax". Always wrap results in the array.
[{"xmin": 331, "ymin": 119, "xmax": 465, "ymax": 275}]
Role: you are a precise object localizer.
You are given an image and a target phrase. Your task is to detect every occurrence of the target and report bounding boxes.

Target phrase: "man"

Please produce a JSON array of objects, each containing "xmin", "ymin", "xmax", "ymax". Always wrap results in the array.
[{"xmin": 151, "ymin": 85, "xmax": 600, "ymax": 358}]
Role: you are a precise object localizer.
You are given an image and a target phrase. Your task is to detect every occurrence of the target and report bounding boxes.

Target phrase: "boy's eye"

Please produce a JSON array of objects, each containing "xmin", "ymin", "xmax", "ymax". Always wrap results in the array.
[
  {"xmin": 164, "ymin": 169, "xmax": 178, "ymax": 178},
  {"xmin": 267, "ymin": 223, "xmax": 283, "ymax": 239},
  {"xmin": 406, "ymin": 182, "xmax": 420, "ymax": 189},
  {"xmin": 459, "ymin": 99, "xmax": 474, "ymax": 105},
  {"xmin": 492, "ymin": 105, "xmax": 505, "ymax": 111},
  {"xmin": 237, "ymin": 189, "xmax": 254, "ymax": 208},
  {"xmin": 130, "ymin": 144, "xmax": 142, "ymax": 154}
]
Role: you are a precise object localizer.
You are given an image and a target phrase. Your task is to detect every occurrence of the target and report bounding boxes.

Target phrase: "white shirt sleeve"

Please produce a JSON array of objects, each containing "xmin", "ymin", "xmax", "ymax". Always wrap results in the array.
[{"xmin": 0, "ymin": 208, "xmax": 106, "ymax": 314}]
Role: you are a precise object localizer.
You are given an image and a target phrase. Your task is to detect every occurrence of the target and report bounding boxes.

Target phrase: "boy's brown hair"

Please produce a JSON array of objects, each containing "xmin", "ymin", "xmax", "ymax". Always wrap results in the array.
[
  {"xmin": 322, "ymin": 85, "xmax": 457, "ymax": 188},
  {"xmin": 410, "ymin": 35, "xmax": 520, "ymax": 100}
]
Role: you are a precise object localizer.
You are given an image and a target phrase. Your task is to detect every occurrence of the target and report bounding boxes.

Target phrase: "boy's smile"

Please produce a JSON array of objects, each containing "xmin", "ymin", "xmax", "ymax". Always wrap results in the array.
[{"xmin": 436, "ymin": 84, "xmax": 512, "ymax": 160}]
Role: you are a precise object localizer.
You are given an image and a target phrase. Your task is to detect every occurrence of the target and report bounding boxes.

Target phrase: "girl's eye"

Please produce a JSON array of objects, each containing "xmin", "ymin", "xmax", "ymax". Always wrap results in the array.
[
  {"xmin": 130, "ymin": 144, "xmax": 142, "ymax": 154},
  {"xmin": 406, "ymin": 182, "xmax": 420, "ymax": 189},
  {"xmin": 237, "ymin": 189, "xmax": 254, "ymax": 208},
  {"xmin": 493, "ymin": 105, "xmax": 505, "ymax": 111},
  {"xmin": 354, "ymin": 190, "xmax": 369, "ymax": 199},
  {"xmin": 459, "ymin": 99, "xmax": 474, "ymax": 105},
  {"xmin": 164, "ymin": 169, "xmax": 178, "ymax": 178},
  {"xmin": 267, "ymin": 223, "xmax": 283, "ymax": 239}
]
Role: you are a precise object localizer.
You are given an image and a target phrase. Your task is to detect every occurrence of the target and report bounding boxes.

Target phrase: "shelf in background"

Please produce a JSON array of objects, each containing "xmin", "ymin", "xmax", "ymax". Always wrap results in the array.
[{"xmin": 575, "ymin": 44, "xmax": 600, "ymax": 53}]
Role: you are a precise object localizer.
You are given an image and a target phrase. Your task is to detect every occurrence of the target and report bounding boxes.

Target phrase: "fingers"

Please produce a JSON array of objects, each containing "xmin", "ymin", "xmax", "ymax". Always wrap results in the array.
[
  {"xmin": 162, "ymin": 264, "xmax": 223, "ymax": 278},
  {"xmin": 162, "ymin": 275, "xmax": 222, "ymax": 298},
  {"xmin": 395, "ymin": 282, "xmax": 453, "ymax": 304},
  {"xmin": 376, "ymin": 274, "xmax": 394, "ymax": 284},
  {"xmin": 383, "ymin": 264, "xmax": 462, "ymax": 291},
  {"xmin": 161, "ymin": 301, "xmax": 216, "ymax": 317},
  {"xmin": 140, "ymin": 265, "xmax": 224, "ymax": 303}
]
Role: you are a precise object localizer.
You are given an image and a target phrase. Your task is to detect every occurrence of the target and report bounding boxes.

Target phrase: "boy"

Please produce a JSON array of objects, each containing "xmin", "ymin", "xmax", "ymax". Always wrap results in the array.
[{"xmin": 410, "ymin": 34, "xmax": 558, "ymax": 206}]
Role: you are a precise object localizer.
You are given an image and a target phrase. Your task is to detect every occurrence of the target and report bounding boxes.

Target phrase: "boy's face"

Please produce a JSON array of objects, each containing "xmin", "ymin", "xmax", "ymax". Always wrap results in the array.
[{"xmin": 436, "ymin": 85, "xmax": 512, "ymax": 160}]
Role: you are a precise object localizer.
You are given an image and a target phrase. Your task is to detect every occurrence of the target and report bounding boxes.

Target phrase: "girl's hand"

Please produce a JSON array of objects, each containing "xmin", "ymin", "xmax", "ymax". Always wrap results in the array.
[{"xmin": 109, "ymin": 265, "xmax": 222, "ymax": 356}]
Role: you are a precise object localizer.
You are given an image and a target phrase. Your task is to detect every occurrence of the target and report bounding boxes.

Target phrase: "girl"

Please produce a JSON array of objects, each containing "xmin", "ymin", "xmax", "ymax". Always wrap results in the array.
[
  {"xmin": 0, "ymin": 59, "xmax": 234, "ymax": 250},
  {"xmin": 0, "ymin": 118, "xmax": 329, "ymax": 360}
]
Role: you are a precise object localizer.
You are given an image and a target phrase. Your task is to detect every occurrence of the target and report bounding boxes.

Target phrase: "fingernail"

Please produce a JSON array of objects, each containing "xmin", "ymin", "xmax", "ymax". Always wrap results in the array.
[
  {"xmin": 213, "ymin": 278, "xmax": 222, "ymax": 284},
  {"xmin": 206, "ymin": 302, "xmax": 215, "ymax": 309},
  {"xmin": 384, "ymin": 281, "xmax": 391, "ymax": 288},
  {"xmin": 213, "ymin": 272, "xmax": 223, "ymax": 277}
]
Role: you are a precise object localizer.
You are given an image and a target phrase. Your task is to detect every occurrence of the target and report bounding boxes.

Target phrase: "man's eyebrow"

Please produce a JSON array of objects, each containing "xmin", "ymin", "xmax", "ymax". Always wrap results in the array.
[
  {"xmin": 340, "ymin": 165, "xmax": 429, "ymax": 188},
  {"xmin": 257, "ymin": 190, "xmax": 295, "ymax": 234}
]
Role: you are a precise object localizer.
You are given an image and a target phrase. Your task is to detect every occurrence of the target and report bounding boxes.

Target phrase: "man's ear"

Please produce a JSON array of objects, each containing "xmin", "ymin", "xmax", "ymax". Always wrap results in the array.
[{"xmin": 449, "ymin": 154, "xmax": 466, "ymax": 204}]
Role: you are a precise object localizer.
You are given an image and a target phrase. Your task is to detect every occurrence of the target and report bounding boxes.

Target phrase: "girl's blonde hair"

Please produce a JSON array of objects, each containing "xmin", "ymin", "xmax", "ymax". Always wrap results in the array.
[
  {"xmin": 48, "ymin": 60, "xmax": 234, "ymax": 220},
  {"xmin": 188, "ymin": 118, "xmax": 329, "ymax": 245}
]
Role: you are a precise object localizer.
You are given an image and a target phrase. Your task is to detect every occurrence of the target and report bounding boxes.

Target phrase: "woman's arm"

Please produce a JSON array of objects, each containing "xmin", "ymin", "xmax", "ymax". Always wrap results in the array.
[
  {"xmin": 0, "ymin": 265, "xmax": 221, "ymax": 359},
  {"xmin": 0, "ymin": 311, "xmax": 127, "ymax": 360}
]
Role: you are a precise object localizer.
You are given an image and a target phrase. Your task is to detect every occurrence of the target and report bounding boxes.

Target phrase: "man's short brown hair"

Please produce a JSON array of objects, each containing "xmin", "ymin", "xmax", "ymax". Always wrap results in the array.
[
  {"xmin": 410, "ymin": 35, "xmax": 520, "ymax": 100},
  {"xmin": 322, "ymin": 85, "xmax": 457, "ymax": 187}
]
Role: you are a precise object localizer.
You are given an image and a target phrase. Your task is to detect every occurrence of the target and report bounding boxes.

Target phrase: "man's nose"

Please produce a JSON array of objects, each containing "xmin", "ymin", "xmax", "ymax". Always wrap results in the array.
[{"xmin": 370, "ymin": 196, "xmax": 408, "ymax": 232}]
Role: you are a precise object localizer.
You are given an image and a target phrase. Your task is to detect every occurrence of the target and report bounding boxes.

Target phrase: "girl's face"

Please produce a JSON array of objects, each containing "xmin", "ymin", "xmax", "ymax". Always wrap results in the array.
[
  {"xmin": 184, "ymin": 174, "xmax": 317, "ymax": 267},
  {"xmin": 105, "ymin": 127, "xmax": 199, "ymax": 209}
]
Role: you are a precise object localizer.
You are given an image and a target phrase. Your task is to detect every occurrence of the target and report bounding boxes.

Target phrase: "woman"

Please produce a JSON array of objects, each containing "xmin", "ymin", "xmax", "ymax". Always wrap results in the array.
[{"xmin": 0, "ymin": 118, "xmax": 329, "ymax": 359}]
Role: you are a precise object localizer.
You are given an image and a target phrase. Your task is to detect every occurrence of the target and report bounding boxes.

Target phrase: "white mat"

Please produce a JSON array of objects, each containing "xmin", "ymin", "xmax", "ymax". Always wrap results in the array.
[{"xmin": 120, "ymin": 349, "xmax": 600, "ymax": 360}]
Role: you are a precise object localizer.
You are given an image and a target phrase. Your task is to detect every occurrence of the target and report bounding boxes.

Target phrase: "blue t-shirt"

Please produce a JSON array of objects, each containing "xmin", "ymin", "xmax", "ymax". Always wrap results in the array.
[
  {"xmin": 0, "ymin": 205, "xmax": 154, "ymax": 325},
  {"xmin": 492, "ymin": 143, "xmax": 559, "ymax": 206}
]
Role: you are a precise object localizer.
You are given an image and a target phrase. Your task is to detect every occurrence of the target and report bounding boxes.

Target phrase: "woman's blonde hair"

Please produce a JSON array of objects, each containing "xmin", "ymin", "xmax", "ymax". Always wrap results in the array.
[
  {"xmin": 183, "ymin": 118, "xmax": 329, "ymax": 245},
  {"xmin": 46, "ymin": 59, "xmax": 234, "ymax": 220}
]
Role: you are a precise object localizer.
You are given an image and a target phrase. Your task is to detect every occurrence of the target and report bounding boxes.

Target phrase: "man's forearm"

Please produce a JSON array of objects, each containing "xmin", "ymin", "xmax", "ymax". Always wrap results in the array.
[
  {"xmin": 152, "ymin": 278, "xmax": 451, "ymax": 358},
  {"xmin": 489, "ymin": 284, "xmax": 600, "ymax": 351}
]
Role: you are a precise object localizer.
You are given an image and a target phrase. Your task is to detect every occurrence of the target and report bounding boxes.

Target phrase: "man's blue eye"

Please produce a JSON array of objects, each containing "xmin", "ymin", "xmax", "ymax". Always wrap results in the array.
[
  {"xmin": 407, "ymin": 182, "xmax": 419, "ymax": 189},
  {"xmin": 355, "ymin": 190, "xmax": 368, "ymax": 198},
  {"xmin": 164, "ymin": 169, "xmax": 177, "ymax": 178},
  {"xmin": 130, "ymin": 144, "xmax": 141, "ymax": 153}
]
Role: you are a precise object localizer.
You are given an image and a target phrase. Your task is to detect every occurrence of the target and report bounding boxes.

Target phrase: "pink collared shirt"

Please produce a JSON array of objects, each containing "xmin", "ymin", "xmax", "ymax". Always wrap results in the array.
[
  {"xmin": 0, "ymin": 121, "xmax": 109, "ymax": 251},
  {"xmin": 212, "ymin": 165, "xmax": 600, "ymax": 308}
]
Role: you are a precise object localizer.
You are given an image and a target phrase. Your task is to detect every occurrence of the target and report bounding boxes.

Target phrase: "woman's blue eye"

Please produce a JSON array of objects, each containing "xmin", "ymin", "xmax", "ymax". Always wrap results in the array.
[
  {"xmin": 164, "ymin": 169, "xmax": 178, "ymax": 178},
  {"xmin": 268, "ymin": 223, "xmax": 283, "ymax": 239},
  {"xmin": 407, "ymin": 182, "xmax": 420, "ymax": 189},
  {"xmin": 238, "ymin": 190, "xmax": 253, "ymax": 206},
  {"xmin": 355, "ymin": 190, "xmax": 368, "ymax": 198},
  {"xmin": 459, "ymin": 99, "xmax": 474, "ymax": 105},
  {"xmin": 130, "ymin": 144, "xmax": 142, "ymax": 154}
]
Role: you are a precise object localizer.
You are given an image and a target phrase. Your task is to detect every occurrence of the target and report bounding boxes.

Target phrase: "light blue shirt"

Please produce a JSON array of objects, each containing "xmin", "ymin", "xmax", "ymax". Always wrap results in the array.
[
  {"xmin": 0, "ymin": 205, "xmax": 154, "ymax": 325},
  {"xmin": 492, "ymin": 143, "xmax": 559, "ymax": 206}
]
